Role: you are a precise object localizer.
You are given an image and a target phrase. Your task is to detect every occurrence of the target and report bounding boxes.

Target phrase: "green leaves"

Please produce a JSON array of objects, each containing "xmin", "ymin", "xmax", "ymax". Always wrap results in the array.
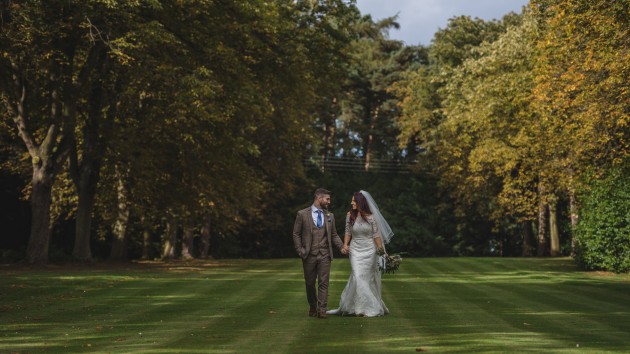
[
  {"xmin": 574, "ymin": 162, "xmax": 630, "ymax": 273},
  {"xmin": 1, "ymin": 0, "xmax": 362, "ymax": 260},
  {"xmin": 392, "ymin": 0, "xmax": 627, "ymax": 259}
]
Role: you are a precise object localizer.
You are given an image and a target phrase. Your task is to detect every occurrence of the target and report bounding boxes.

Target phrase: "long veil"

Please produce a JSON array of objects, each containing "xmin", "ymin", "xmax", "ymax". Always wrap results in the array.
[{"xmin": 360, "ymin": 190, "xmax": 394, "ymax": 244}]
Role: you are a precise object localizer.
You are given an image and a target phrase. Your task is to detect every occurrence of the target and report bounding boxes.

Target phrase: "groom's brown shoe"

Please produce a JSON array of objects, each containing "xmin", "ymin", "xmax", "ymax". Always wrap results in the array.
[
  {"xmin": 318, "ymin": 311, "xmax": 327, "ymax": 319},
  {"xmin": 309, "ymin": 308, "xmax": 317, "ymax": 317}
]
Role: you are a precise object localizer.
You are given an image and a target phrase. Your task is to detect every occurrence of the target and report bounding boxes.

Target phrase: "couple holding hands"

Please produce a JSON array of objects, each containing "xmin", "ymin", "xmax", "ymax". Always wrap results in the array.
[{"xmin": 292, "ymin": 188, "xmax": 394, "ymax": 319}]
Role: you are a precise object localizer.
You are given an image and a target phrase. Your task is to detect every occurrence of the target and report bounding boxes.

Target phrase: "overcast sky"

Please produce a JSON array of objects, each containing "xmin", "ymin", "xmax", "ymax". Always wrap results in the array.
[{"xmin": 355, "ymin": 0, "xmax": 529, "ymax": 46}]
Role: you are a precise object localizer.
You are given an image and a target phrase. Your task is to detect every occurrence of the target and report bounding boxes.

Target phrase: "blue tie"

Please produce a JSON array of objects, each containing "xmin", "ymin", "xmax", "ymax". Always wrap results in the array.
[{"xmin": 316, "ymin": 210, "xmax": 323, "ymax": 228}]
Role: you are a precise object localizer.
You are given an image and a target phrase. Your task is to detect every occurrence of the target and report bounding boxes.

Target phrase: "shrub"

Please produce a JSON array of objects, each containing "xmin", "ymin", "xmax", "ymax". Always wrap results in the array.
[{"xmin": 574, "ymin": 164, "xmax": 630, "ymax": 273}]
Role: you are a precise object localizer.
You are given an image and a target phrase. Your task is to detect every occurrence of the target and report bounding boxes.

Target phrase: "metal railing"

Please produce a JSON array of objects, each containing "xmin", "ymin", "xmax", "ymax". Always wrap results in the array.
[{"xmin": 303, "ymin": 156, "xmax": 416, "ymax": 173}]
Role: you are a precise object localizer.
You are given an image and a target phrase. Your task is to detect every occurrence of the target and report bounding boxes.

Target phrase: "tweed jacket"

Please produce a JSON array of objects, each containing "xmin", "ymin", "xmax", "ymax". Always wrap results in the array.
[{"xmin": 292, "ymin": 206, "xmax": 343, "ymax": 260}]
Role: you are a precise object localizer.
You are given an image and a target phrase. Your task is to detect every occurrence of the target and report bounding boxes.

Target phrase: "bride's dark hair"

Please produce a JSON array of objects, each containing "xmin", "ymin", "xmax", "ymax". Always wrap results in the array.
[{"xmin": 349, "ymin": 191, "xmax": 372, "ymax": 226}]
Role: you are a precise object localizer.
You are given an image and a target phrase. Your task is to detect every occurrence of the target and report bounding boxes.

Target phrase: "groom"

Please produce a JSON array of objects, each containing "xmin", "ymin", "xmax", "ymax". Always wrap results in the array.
[{"xmin": 293, "ymin": 188, "xmax": 345, "ymax": 319}]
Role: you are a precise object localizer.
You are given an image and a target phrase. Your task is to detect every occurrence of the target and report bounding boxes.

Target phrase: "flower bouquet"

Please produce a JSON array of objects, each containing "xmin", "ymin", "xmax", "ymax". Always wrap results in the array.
[{"xmin": 378, "ymin": 253, "xmax": 403, "ymax": 274}]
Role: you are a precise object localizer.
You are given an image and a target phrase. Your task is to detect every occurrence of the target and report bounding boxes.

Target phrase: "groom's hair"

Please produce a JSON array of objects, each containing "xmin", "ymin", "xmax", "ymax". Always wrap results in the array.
[{"xmin": 314, "ymin": 188, "xmax": 331, "ymax": 198}]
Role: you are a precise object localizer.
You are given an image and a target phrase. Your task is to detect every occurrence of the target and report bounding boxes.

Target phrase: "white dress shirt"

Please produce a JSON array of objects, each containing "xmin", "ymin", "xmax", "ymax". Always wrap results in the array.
[{"xmin": 311, "ymin": 205, "xmax": 324, "ymax": 227}]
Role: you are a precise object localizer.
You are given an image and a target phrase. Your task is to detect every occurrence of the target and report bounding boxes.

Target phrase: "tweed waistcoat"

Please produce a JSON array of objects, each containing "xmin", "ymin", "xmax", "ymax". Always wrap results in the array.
[{"xmin": 309, "ymin": 224, "xmax": 329, "ymax": 255}]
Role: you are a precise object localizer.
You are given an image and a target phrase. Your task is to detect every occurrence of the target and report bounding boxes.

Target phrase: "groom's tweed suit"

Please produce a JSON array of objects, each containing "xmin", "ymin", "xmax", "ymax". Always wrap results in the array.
[{"xmin": 293, "ymin": 207, "xmax": 343, "ymax": 312}]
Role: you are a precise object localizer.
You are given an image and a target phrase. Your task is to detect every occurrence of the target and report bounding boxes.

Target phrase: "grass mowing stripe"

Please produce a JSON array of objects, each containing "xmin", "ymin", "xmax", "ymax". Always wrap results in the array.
[
  {"xmin": 98, "ymin": 278, "xmax": 240, "ymax": 353},
  {"xmin": 13, "ymin": 276, "xmax": 239, "ymax": 352},
  {"xmin": 439, "ymin": 258, "xmax": 630, "ymax": 331},
  {"xmin": 478, "ymin": 279, "xmax": 630, "ymax": 349},
  {"xmin": 225, "ymin": 263, "xmax": 313, "ymax": 353},
  {"xmin": 151, "ymin": 260, "xmax": 295, "ymax": 352},
  {"xmin": 1, "ymin": 264, "xmax": 272, "ymax": 353},
  {"xmin": 417, "ymin": 258, "xmax": 630, "ymax": 351},
  {"xmin": 379, "ymin": 276, "xmax": 434, "ymax": 352},
  {"xmin": 197, "ymin": 261, "xmax": 302, "ymax": 351},
  {"xmin": 1, "ymin": 258, "xmax": 628, "ymax": 353},
  {"xmin": 489, "ymin": 283, "xmax": 629, "ymax": 349},
  {"xmin": 400, "ymin": 259, "xmax": 550, "ymax": 352},
  {"xmin": 401, "ymin": 259, "xmax": 582, "ymax": 351},
  {"xmin": 128, "ymin": 259, "xmax": 308, "ymax": 353},
  {"xmin": 1, "ymin": 271, "xmax": 161, "ymax": 351},
  {"xmin": 93, "ymin": 261, "xmax": 285, "ymax": 353}
]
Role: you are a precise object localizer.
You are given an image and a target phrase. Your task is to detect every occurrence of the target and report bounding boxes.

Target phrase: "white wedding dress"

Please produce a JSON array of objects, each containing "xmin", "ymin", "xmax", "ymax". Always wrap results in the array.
[{"xmin": 327, "ymin": 214, "xmax": 389, "ymax": 317}]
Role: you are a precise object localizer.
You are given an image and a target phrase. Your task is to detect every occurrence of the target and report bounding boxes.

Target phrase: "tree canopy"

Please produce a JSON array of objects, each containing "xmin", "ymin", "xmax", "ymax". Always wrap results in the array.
[{"xmin": 1, "ymin": 0, "xmax": 627, "ymax": 271}]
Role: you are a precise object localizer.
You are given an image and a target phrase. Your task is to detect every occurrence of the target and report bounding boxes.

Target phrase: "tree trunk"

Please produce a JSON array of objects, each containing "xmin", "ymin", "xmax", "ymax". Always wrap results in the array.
[
  {"xmin": 549, "ymin": 200, "xmax": 561, "ymax": 256},
  {"xmin": 141, "ymin": 217, "xmax": 152, "ymax": 260},
  {"xmin": 328, "ymin": 122, "xmax": 336, "ymax": 159},
  {"xmin": 321, "ymin": 120, "xmax": 329, "ymax": 173},
  {"xmin": 109, "ymin": 171, "xmax": 129, "ymax": 260},
  {"xmin": 365, "ymin": 135, "xmax": 373, "ymax": 171},
  {"xmin": 141, "ymin": 230, "xmax": 151, "ymax": 260},
  {"xmin": 521, "ymin": 220, "xmax": 535, "ymax": 256},
  {"xmin": 322, "ymin": 97, "xmax": 338, "ymax": 160},
  {"xmin": 4, "ymin": 25, "xmax": 110, "ymax": 264},
  {"xmin": 71, "ymin": 78, "xmax": 113, "ymax": 261},
  {"xmin": 162, "ymin": 218, "xmax": 178, "ymax": 259},
  {"xmin": 73, "ymin": 168, "xmax": 97, "ymax": 260},
  {"xmin": 9, "ymin": 64, "xmax": 71, "ymax": 264},
  {"xmin": 322, "ymin": 120, "xmax": 330, "ymax": 161},
  {"xmin": 181, "ymin": 220, "xmax": 195, "ymax": 260},
  {"xmin": 569, "ymin": 197, "xmax": 579, "ymax": 225},
  {"xmin": 537, "ymin": 199, "xmax": 548, "ymax": 257},
  {"xmin": 199, "ymin": 218, "xmax": 211, "ymax": 259},
  {"xmin": 321, "ymin": 121, "xmax": 336, "ymax": 172},
  {"xmin": 569, "ymin": 188, "xmax": 579, "ymax": 256},
  {"xmin": 26, "ymin": 167, "xmax": 54, "ymax": 264},
  {"xmin": 364, "ymin": 107, "xmax": 379, "ymax": 172},
  {"xmin": 566, "ymin": 166, "xmax": 579, "ymax": 227}
]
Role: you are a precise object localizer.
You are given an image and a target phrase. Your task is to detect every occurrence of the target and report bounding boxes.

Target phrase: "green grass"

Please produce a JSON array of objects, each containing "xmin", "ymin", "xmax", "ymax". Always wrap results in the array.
[{"xmin": 1, "ymin": 258, "xmax": 629, "ymax": 353}]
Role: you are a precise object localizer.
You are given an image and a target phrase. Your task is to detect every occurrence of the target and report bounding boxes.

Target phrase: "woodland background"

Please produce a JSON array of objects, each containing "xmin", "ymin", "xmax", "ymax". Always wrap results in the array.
[{"xmin": 1, "ymin": 0, "xmax": 628, "ymax": 272}]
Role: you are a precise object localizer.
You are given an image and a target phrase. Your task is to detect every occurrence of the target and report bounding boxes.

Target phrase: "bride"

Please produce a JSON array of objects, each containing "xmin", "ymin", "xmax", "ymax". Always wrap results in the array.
[{"xmin": 327, "ymin": 190, "xmax": 394, "ymax": 317}]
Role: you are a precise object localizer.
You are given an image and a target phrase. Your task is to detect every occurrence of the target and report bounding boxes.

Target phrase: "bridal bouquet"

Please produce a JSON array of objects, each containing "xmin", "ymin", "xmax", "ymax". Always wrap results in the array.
[{"xmin": 378, "ymin": 253, "xmax": 403, "ymax": 274}]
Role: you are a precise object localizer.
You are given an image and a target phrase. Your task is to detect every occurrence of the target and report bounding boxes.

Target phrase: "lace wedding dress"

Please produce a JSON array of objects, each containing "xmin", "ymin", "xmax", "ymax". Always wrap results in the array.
[{"xmin": 327, "ymin": 214, "xmax": 389, "ymax": 317}]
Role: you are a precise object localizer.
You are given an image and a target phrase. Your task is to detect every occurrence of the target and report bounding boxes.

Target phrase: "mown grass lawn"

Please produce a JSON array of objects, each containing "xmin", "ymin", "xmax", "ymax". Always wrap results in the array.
[{"xmin": 1, "ymin": 257, "xmax": 629, "ymax": 353}]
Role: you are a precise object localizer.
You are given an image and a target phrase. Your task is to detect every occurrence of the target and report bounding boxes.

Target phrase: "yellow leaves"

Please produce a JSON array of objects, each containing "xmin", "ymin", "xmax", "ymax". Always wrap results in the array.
[
  {"xmin": 468, "ymin": 140, "xmax": 519, "ymax": 177},
  {"xmin": 532, "ymin": 0, "xmax": 629, "ymax": 181},
  {"xmin": 409, "ymin": 10, "xmax": 548, "ymax": 221}
]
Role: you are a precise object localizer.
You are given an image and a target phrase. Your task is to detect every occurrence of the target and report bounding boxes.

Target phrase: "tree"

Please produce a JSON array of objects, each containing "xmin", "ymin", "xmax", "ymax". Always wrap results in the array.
[
  {"xmin": 395, "ymin": 14, "xmax": 526, "ymax": 255},
  {"xmin": 531, "ymin": 0, "xmax": 630, "ymax": 223},
  {"xmin": 0, "ymin": 1, "xmax": 146, "ymax": 263},
  {"xmin": 531, "ymin": 0, "xmax": 629, "ymax": 255},
  {"xmin": 1, "ymin": 0, "xmax": 361, "ymax": 262},
  {"xmin": 336, "ymin": 14, "xmax": 425, "ymax": 171},
  {"xmin": 96, "ymin": 0, "xmax": 360, "ymax": 259}
]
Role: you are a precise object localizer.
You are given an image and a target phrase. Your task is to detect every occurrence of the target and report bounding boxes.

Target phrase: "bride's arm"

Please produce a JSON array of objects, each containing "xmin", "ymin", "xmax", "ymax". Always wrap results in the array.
[
  {"xmin": 343, "ymin": 234, "xmax": 351, "ymax": 253},
  {"xmin": 342, "ymin": 213, "xmax": 352, "ymax": 253},
  {"xmin": 374, "ymin": 236, "xmax": 385, "ymax": 255},
  {"xmin": 370, "ymin": 215, "xmax": 385, "ymax": 255}
]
